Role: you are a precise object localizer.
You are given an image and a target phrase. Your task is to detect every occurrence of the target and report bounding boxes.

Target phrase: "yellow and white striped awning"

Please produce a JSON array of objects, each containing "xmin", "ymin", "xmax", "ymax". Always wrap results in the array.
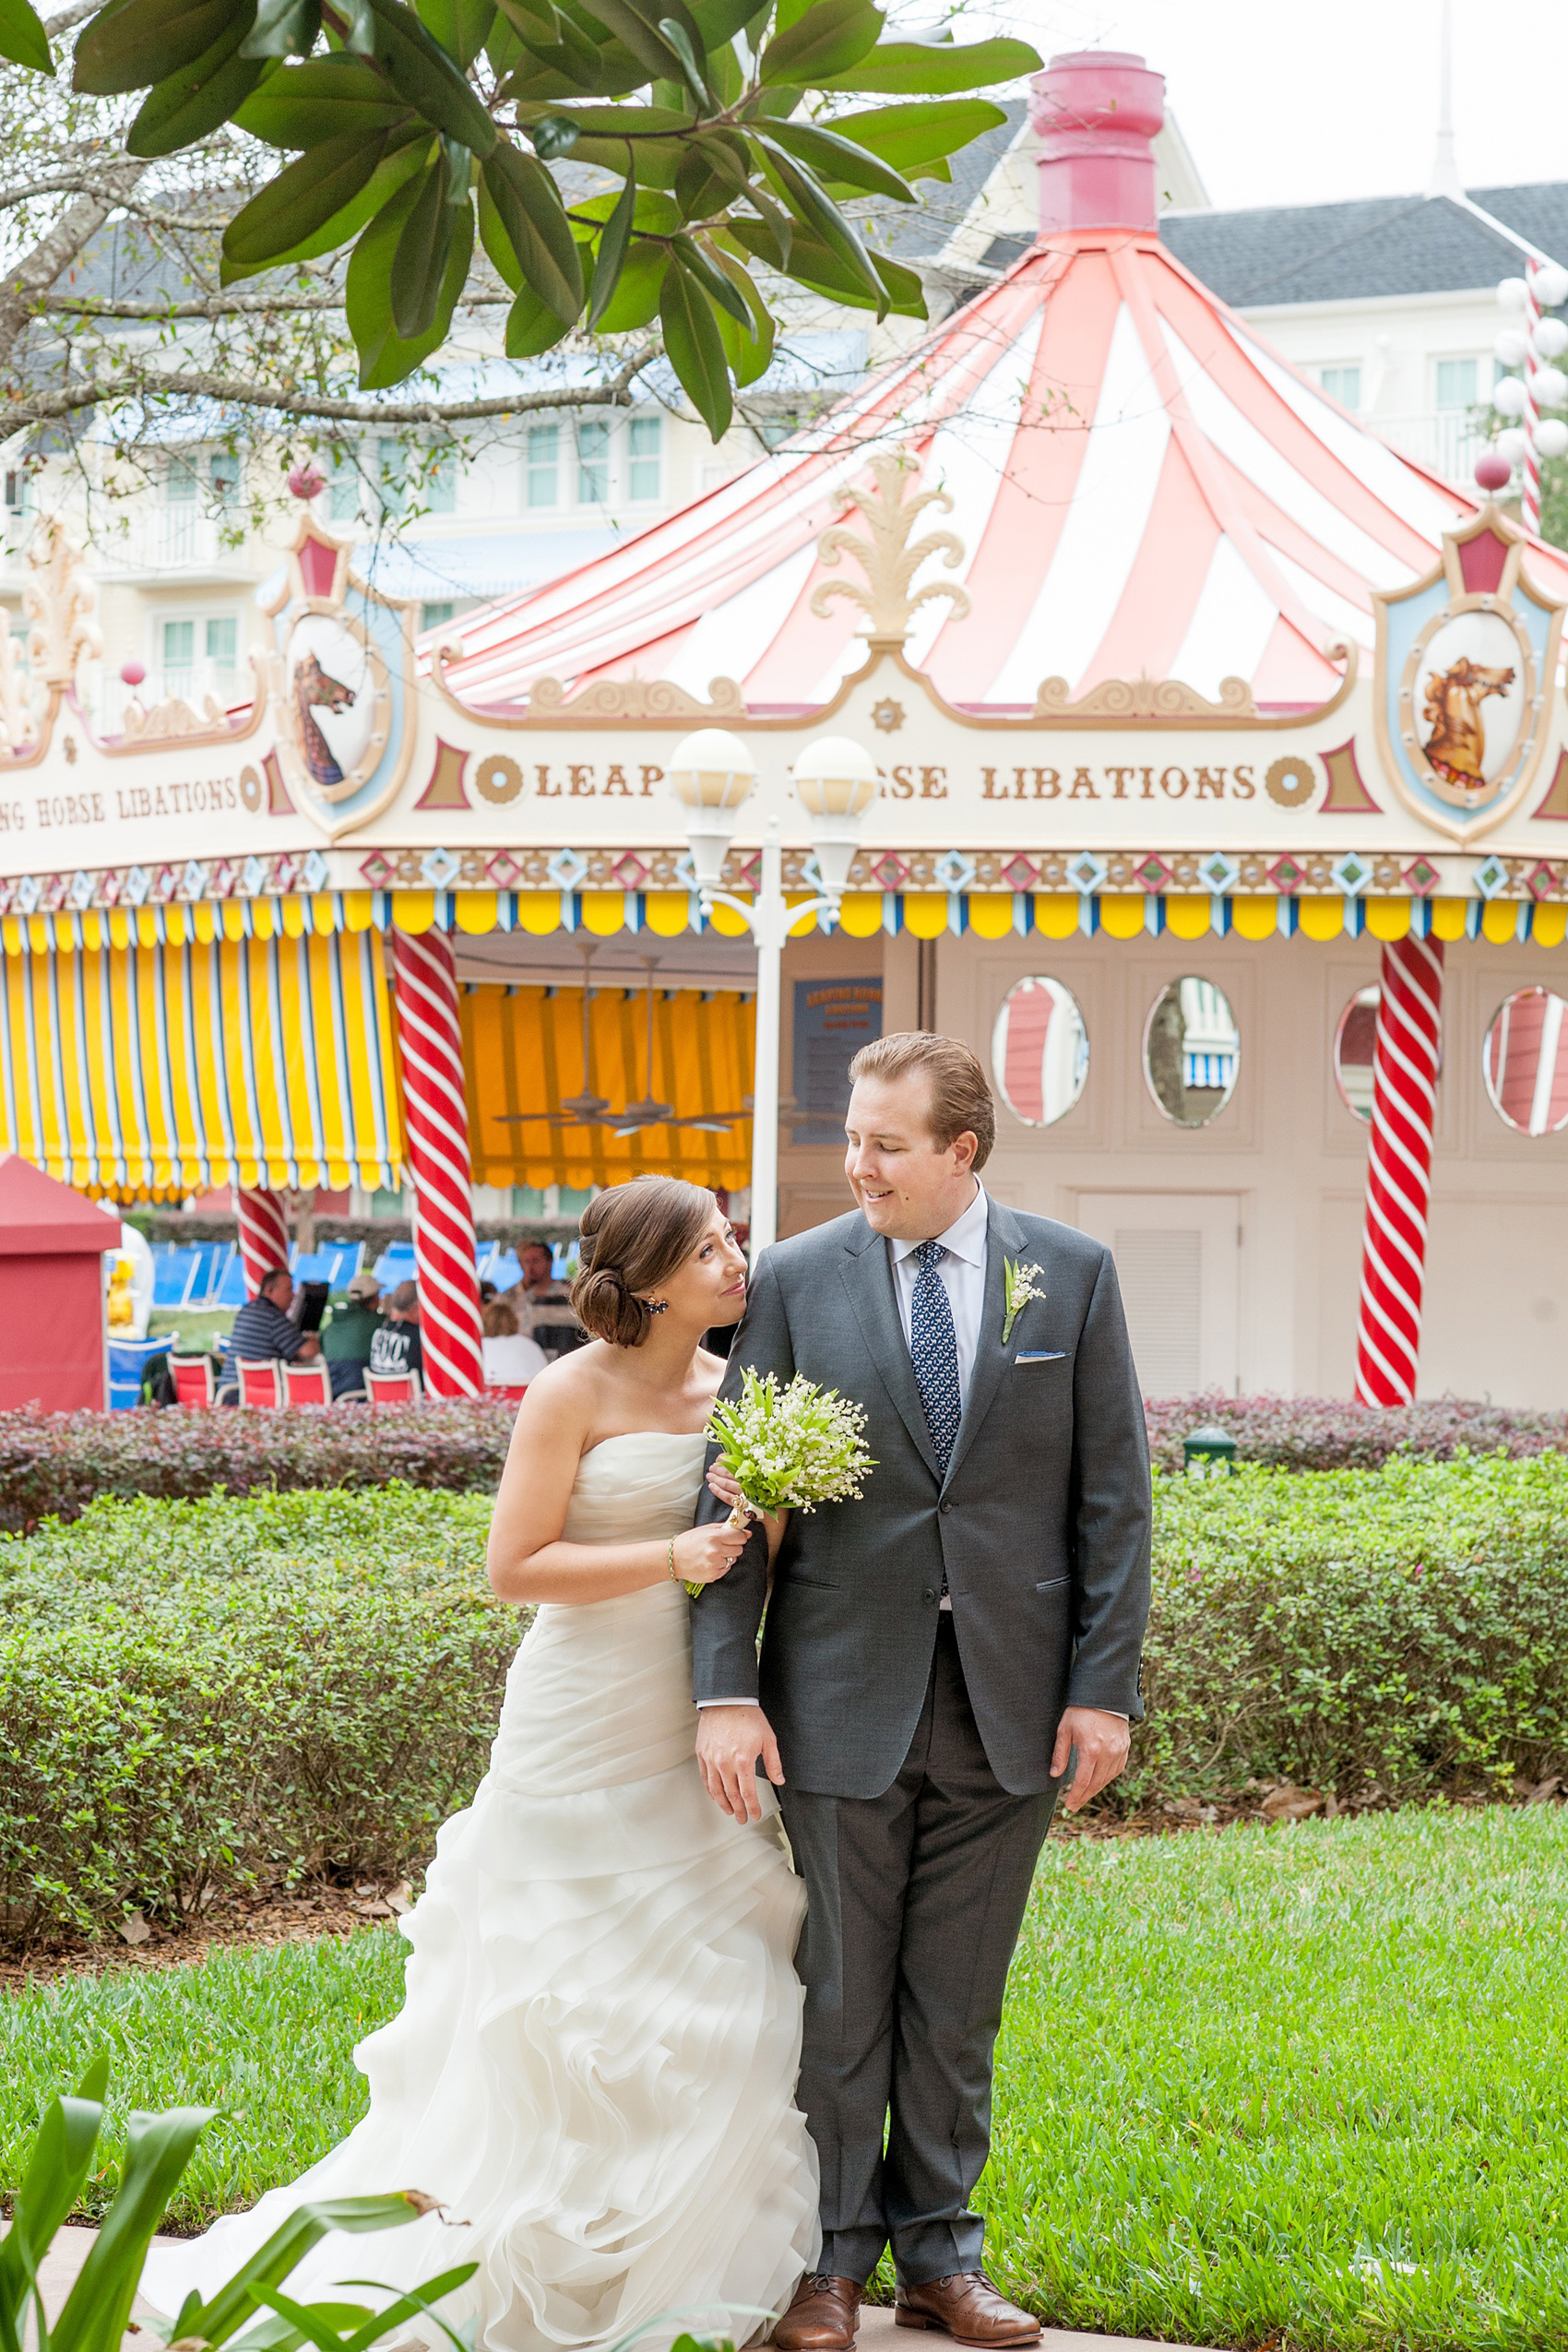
[
  {"xmin": 0, "ymin": 929, "xmax": 404, "ymax": 1202},
  {"xmin": 464, "ymin": 982, "xmax": 754, "ymax": 1191}
]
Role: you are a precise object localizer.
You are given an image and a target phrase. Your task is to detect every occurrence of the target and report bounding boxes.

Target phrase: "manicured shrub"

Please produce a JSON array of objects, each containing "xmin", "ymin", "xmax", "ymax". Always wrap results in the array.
[
  {"xmin": 1130, "ymin": 1452, "xmax": 1568, "ymax": 1809},
  {"xmin": 0, "ymin": 1401, "xmax": 516, "ymax": 1535},
  {"xmin": 5, "ymin": 1392, "xmax": 1563, "ymax": 1538},
  {"xmin": 0, "ymin": 1486, "xmax": 513, "ymax": 1945},
  {"xmin": 5, "ymin": 1460, "xmax": 1568, "ymax": 1946},
  {"xmin": 1144, "ymin": 1389, "xmax": 1568, "ymax": 1474}
]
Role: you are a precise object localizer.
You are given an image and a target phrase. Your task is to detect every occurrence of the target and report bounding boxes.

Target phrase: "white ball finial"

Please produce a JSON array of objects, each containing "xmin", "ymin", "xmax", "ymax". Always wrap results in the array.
[
  {"xmin": 1534, "ymin": 261, "xmax": 1568, "ymax": 310},
  {"xmin": 1498, "ymin": 275, "xmax": 1530, "ymax": 314}
]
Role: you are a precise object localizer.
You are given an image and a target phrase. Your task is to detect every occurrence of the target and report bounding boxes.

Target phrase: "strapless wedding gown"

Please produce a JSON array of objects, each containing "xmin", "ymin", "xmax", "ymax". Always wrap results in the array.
[{"xmin": 142, "ymin": 1431, "xmax": 817, "ymax": 2352}]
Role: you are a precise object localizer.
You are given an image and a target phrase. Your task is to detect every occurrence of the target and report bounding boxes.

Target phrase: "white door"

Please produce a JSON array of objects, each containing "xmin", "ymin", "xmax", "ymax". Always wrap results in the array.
[{"xmin": 1072, "ymin": 1193, "xmax": 1241, "ymax": 1396}]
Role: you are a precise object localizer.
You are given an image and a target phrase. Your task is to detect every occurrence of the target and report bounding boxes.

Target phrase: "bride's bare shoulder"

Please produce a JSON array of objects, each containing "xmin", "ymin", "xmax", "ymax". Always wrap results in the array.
[{"xmin": 508, "ymin": 1342, "xmax": 614, "ymax": 1443}]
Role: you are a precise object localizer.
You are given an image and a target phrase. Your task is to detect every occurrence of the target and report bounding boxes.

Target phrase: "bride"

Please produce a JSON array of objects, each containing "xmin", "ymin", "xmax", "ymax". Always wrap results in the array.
[{"xmin": 142, "ymin": 1175, "xmax": 817, "ymax": 2351}]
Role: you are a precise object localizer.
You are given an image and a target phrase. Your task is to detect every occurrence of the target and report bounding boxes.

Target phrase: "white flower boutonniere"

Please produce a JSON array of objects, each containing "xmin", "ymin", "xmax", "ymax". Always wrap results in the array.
[{"xmin": 1002, "ymin": 1259, "xmax": 1046, "ymax": 1345}]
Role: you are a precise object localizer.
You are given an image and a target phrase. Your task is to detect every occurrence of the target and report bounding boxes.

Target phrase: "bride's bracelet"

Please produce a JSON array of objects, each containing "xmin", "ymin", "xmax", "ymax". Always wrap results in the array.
[{"xmin": 666, "ymin": 1536, "xmax": 678, "ymax": 1584}]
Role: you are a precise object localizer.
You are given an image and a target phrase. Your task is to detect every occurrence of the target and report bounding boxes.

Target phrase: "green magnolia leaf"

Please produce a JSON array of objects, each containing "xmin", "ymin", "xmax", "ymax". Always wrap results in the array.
[
  {"xmin": 655, "ymin": 11, "xmax": 710, "ymax": 106},
  {"xmin": 75, "ymin": 0, "xmax": 232, "ymax": 95},
  {"xmin": 0, "ymin": 0, "xmax": 51, "ymax": 72},
  {"xmin": 588, "ymin": 237, "xmax": 662, "ymax": 330},
  {"xmin": 671, "ymin": 125, "xmax": 749, "ymax": 218},
  {"xmin": 827, "ymin": 95, "xmax": 1003, "ymax": 177},
  {"xmin": 753, "ymin": 132, "xmax": 885, "ymax": 313},
  {"xmin": 670, "ymin": 230, "xmax": 748, "ymax": 327},
  {"xmin": 348, "ymin": 167, "xmax": 474, "ymax": 383},
  {"xmin": 239, "ymin": 0, "xmax": 319, "ymax": 56},
  {"xmin": 480, "ymin": 141, "xmax": 582, "ymax": 321},
  {"xmin": 484, "ymin": 6, "xmax": 522, "ymax": 70},
  {"xmin": 220, "ymin": 129, "xmax": 426, "ymax": 279},
  {"xmin": 233, "ymin": 54, "xmax": 408, "ymax": 146},
  {"xmin": 416, "ymin": 0, "xmax": 493, "ymax": 66},
  {"xmin": 586, "ymin": 160, "xmax": 636, "ymax": 327},
  {"xmin": 659, "ymin": 251, "xmax": 731, "ymax": 439},
  {"xmin": 686, "ymin": 0, "xmax": 756, "ymax": 42},
  {"xmin": 128, "ymin": 6, "xmax": 266, "ymax": 154},
  {"xmin": 571, "ymin": 182, "xmax": 678, "ymax": 229},
  {"xmin": 391, "ymin": 146, "xmax": 456, "ymax": 339},
  {"xmin": 726, "ymin": 210, "xmax": 922, "ymax": 314},
  {"xmin": 580, "ymin": 0, "xmax": 681, "ymax": 77},
  {"xmin": 756, "ymin": 0, "xmax": 880, "ymax": 84},
  {"xmin": 223, "ymin": 127, "xmax": 394, "ymax": 267},
  {"xmin": 712, "ymin": 245, "xmax": 773, "ymax": 385},
  {"xmin": 364, "ymin": 0, "xmax": 497, "ymax": 151},
  {"xmin": 763, "ymin": 115, "xmax": 913, "ymax": 202},
  {"xmin": 529, "ymin": 111, "xmax": 578, "ymax": 155},
  {"xmin": 526, "ymin": 100, "xmax": 691, "ymax": 133},
  {"xmin": 505, "ymin": 281, "xmax": 572, "ymax": 354},
  {"xmin": 816, "ymin": 32, "xmax": 1039, "ymax": 91}
]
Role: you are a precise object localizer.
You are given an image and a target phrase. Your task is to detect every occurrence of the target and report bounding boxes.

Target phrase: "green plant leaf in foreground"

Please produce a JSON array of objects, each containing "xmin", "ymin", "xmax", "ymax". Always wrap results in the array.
[
  {"xmin": 222, "ymin": 128, "xmax": 397, "ymax": 269},
  {"xmin": 659, "ymin": 250, "xmax": 731, "ymax": 438},
  {"xmin": 586, "ymin": 160, "xmax": 636, "ymax": 328},
  {"xmin": 0, "ymin": 0, "xmax": 50, "ymax": 72},
  {"xmin": 815, "ymin": 32, "xmax": 1040, "ymax": 91}
]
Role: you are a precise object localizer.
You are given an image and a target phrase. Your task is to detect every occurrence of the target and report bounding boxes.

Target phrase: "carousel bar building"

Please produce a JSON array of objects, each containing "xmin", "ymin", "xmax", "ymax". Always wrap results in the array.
[{"xmin": 3, "ymin": 49, "xmax": 1567, "ymax": 1407}]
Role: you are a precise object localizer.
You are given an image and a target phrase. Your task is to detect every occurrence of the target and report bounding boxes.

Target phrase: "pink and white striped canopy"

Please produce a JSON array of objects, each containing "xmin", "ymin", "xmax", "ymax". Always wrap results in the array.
[{"xmin": 443, "ymin": 228, "xmax": 1568, "ymax": 719}]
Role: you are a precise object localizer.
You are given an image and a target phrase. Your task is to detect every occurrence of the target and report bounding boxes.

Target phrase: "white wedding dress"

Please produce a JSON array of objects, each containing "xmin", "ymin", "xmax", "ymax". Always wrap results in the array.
[{"xmin": 143, "ymin": 1431, "xmax": 818, "ymax": 2352}]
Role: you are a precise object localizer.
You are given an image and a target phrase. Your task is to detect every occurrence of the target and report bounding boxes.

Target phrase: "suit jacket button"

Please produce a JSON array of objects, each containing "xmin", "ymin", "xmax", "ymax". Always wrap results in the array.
[
  {"xmin": 922, "ymin": 1588, "xmax": 937, "ymax": 1605},
  {"xmin": 939, "ymin": 1500, "xmax": 953, "ymax": 1514}
]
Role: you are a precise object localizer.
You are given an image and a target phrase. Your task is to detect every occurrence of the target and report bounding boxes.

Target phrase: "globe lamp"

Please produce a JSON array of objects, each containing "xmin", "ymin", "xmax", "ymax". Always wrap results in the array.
[{"xmin": 790, "ymin": 734, "xmax": 881, "ymax": 895}]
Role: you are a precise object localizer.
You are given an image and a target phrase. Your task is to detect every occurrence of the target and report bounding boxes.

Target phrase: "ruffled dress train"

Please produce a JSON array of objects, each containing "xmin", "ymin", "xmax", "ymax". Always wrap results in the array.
[{"xmin": 141, "ymin": 1431, "xmax": 818, "ymax": 2352}]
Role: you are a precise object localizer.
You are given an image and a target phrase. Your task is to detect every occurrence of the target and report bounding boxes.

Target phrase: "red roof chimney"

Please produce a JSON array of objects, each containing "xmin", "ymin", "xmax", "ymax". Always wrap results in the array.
[{"xmin": 1029, "ymin": 50, "xmax": 1166, "ymax": 238}]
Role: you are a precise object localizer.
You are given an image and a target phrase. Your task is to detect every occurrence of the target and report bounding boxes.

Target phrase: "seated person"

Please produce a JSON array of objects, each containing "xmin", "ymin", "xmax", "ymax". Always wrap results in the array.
[
  {"xmin": 319, "ymin": 1269, "xmax": 385, "ymax": 1399},
  {"xmin": 218, "ymin": 1266, "xmax": 319, "ymax": 1403},
  {"xmin": 481, "ymin": 1293, "xmax": 547, "ymax": 1388},
  {"xmin": 515, "ymin": 1238, "xmax": 585, "ymax": 1359},
  {"xmin": 368, "ymin": 1280, "xmax": 424, "ymax": 1383}
]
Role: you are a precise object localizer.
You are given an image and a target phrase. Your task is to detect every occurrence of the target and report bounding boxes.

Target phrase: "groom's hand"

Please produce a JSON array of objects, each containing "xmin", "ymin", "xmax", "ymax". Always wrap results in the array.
[
  {"xmin": 697, "ymin": 1705, "xmax": 784, "ymax": 1823},
  {"xmin": 1051, "ymin": 1705, "xmax": 1130, "ymax": 1812}
]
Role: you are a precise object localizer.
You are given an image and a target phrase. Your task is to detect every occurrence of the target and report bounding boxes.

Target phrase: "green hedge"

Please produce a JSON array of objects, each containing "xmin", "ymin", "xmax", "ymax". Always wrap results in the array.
[
  {"xmin": 1132, "ymin": 1453, "xmax": 1568, "ymax": 1808},
  {"xmin": 4, "ymin": 1457, "xmax": 1567, "ymax": 1947},
  {"xmin": 0, "ymin": 1487, "xmax": 512, "ymax": 1945}
]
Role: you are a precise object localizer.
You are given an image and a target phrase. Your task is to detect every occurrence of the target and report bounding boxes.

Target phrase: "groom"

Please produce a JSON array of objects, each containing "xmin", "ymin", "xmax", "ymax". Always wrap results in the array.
[{"xmin": 692, "ymin": 1031, "xmax": 1151, "ymax": 2350}]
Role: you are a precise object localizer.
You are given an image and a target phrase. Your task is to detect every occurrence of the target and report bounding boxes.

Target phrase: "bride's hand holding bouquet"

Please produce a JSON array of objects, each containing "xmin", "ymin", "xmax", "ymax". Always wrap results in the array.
[
  {"xmin": 673, "ymin": 1518, "xmax": 754, "ymax": 1587},
  {"xmin": 692, "ymin": 1368, "xmax": 876, "ymax": 1599}
]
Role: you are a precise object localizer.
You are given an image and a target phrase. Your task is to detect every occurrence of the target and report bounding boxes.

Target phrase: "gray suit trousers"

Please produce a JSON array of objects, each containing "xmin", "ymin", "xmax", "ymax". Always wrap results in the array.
[{"xmin": 780, "ymin": 1618, "xmax": 1056, "ymax": 2287}]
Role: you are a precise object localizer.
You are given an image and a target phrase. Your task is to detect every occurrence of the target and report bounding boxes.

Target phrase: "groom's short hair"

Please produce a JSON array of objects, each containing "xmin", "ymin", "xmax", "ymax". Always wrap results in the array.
[{"xmin": 847, "ymin": 1031, "xmax": 994, "ymax": 1170}]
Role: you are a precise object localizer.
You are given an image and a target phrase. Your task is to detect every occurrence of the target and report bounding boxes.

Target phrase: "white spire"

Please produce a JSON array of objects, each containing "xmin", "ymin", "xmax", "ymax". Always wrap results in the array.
[{"xmin": 1428, "ymin": 0, "xmax": 1464, "ymax": 198}]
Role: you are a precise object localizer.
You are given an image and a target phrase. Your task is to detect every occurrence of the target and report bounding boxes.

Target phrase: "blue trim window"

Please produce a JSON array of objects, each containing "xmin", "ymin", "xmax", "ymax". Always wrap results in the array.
[{"xmin": 628, "ymin": 414, "xmax": 660, "ymax": 500}]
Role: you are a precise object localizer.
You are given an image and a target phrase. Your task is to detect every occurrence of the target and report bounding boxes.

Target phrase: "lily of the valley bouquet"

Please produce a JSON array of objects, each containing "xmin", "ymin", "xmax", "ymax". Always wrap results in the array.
[{"xmin": 688, "ymin": 1370, "xmax": 876, "ymax": 1598}]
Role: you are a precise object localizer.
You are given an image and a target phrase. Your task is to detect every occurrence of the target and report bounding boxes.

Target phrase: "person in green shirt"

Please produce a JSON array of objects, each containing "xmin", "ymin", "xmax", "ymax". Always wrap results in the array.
[{"xmin": 320, "ymin": 1270, "xmax": 386, "ymax": 1399}]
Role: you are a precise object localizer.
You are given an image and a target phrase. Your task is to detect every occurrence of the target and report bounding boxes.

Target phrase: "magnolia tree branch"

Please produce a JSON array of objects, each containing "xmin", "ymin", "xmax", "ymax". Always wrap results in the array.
[
  {"xmin": 0, "ymin": 163, "xmax": 149, "ymax": 370},
  {"xmin": 1, "ymin": 346, "xmax": 660, "ymax": 431},
  {"xmin": 42, "ymin": 289, "xmax": 514, "ymax": 316}
]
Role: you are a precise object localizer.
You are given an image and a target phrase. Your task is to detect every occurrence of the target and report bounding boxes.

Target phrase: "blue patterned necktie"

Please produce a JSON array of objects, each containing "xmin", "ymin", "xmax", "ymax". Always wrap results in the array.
[{"xmin": 909, "ymin": 1239, "xmax": 961, "ymax": 1474}]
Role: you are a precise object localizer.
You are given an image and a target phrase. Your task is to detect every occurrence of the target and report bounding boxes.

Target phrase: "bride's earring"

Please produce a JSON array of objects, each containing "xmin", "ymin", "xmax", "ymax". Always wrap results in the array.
[{"xmin": 644, "ymin": 1299, "xmax": 669, "ymax": 1315}]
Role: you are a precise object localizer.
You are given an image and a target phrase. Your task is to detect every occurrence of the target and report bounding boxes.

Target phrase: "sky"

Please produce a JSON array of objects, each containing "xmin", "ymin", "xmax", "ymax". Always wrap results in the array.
[{"xmin": 931, "ymin": 0, "xmax": 1568, "ymax": 211}]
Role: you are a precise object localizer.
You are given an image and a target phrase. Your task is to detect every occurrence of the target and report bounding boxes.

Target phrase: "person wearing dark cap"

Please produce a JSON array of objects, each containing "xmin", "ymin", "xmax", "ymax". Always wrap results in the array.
[{"xmin": 319, "ymin": 1269, "xmax": 386, "ymax": 1399}]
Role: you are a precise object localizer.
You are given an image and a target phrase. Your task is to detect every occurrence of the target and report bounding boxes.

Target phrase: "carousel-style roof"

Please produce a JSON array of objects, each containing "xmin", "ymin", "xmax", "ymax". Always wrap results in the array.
[{"xmin": 442, "ymin": 49, "xmax": 1568, "ymax": 723}]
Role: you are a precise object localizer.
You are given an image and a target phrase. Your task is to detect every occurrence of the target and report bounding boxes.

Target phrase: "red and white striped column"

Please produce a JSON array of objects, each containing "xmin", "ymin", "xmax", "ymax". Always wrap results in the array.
[
  {"xmin": 1522, "ymin": 260, "xmax": 1544, "ymax": 537},
  {"xmin": 1353, "ymin": 933, "xmax": 1445, "ymax": 1407},
  {"xmin": 233, "ymin": 1184, "xmax": 290, "ymax": 1295},
  {"xmin": 389, "ymin": 926, "xmax": 485, "ymax": 1397}
]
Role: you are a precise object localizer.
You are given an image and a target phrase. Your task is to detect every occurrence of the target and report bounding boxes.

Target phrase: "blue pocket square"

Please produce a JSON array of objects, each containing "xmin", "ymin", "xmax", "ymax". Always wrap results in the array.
[{"xmin": 1014, "ymin": 1349, "xmax": 1065, "ymax": 1364}]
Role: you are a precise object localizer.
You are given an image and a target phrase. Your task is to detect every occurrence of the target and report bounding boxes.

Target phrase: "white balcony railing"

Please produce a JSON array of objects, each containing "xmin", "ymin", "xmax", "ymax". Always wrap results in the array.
[
  {"xmin": 96, "ymin": 507, "xmax": 245, "ymax": 577},
  {"xmin": 94, "ymin": 663, "xmax": 249, "ymax": 736},
  {"xmin": 1367, "ymin": 409, "xmax": 1489, "ymax": 487}
]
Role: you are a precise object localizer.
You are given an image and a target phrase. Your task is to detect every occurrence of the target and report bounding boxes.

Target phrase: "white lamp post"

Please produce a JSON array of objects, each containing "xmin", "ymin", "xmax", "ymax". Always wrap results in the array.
[{"xmin": 671, "ymin": 729, "xmax": 878, "ymax": 1260}]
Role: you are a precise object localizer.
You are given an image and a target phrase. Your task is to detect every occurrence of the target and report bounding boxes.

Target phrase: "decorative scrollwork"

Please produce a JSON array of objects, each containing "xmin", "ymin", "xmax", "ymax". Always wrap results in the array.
[
  {"xmin": 23, "ymin": 520, "xmax": 101, "ymax": 689},
  {"xmin": 811, "ymin": 452, "xmax": 971, "ymax": 647},
  {"xmin": 525, "ymin": 673, "xmax": 746, "ymax": 719},
  {"xmin": 1033, "ymin": 673, "xmax": 1259, "ymax": 722}
]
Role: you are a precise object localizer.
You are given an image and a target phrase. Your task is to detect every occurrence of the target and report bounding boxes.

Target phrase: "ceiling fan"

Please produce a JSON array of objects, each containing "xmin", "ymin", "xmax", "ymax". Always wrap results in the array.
[{"xmin": 498, "ymin": 948, "xmax": 751, "ymax": 1134}]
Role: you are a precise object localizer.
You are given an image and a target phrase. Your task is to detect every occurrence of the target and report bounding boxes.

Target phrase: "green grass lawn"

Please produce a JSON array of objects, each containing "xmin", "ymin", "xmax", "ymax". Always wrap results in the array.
[
  {"xmin": 147, "ymin": 1307, "xmax": 235, "ymax": 1352},
  {"xmin": 4, "ymin": 1808, "xmax": 1567, "ymax": 2348}
]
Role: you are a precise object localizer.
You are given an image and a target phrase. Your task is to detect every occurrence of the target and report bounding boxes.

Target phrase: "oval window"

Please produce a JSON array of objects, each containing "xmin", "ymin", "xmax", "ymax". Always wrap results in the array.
[
  {"xmin": 1335, "ymin": 985, "xmax": 1380, "ymax": 1123},
  {"xmin": 1143, "ymin": 977, "xmax": 1241, "ymax": 1128},
  {"xmin": 991, "ymin": 976, "xmax": 1089, "ymax": 1127},
  {"xmin": 1482, "ymin": 987, "xmax": 1568, "ymax": 1134}
]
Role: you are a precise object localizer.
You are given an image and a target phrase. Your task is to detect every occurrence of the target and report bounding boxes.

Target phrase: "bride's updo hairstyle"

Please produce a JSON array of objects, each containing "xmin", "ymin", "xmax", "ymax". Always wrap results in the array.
[{"xmin": 571, "ymin": 1175, "xmax": 717, "ymax": 1348}]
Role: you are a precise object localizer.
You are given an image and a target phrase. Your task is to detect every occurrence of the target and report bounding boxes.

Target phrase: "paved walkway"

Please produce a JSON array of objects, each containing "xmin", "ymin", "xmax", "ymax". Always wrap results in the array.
[{"xmin": 23, "ymin": 2227, "xmax": 1209, "ymax": 2352}]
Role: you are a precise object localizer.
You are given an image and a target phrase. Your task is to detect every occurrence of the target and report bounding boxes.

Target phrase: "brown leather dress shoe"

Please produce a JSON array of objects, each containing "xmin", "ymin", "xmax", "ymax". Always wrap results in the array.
[
  {"xmin": 773, "ymin": 2273, "xmax": 864, "ymax": 2350},
  {"xmin": 894, "ymin": 2274, "xmax": 1040, "ymax": 2347}
]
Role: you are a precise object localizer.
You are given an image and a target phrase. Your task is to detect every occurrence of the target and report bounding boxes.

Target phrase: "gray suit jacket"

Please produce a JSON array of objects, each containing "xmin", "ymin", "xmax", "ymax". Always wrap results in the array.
[{"xmin": 691, "ymin": 1195, "xmax": 1152, "ymax": 1799}]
